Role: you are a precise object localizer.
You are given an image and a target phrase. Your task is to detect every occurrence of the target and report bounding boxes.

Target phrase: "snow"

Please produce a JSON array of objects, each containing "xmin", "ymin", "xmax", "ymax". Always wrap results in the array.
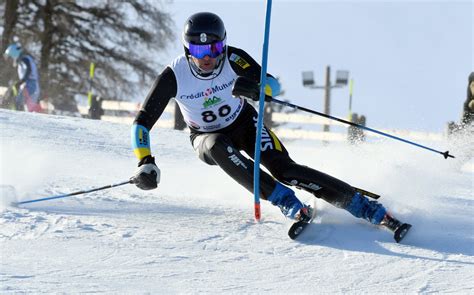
[{"xmin": 0, "ymin": 109, "xmax": 473, "ymax": 293}]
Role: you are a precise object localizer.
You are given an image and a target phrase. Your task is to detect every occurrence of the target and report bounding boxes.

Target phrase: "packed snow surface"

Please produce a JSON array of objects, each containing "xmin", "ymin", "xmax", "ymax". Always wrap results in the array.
[{"xmin": 0, "ymin": 109, "xmax": 472, "ymax": 293}]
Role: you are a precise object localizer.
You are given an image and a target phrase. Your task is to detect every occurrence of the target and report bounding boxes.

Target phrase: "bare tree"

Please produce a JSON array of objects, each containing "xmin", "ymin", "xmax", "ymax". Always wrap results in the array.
[
  {"xmin": 1, "ymin": 0, "xmax": 174, "ymax": 110},
  {"xmin": 0, "ymin": 0, "xmax": 20, "ymax": 85}
]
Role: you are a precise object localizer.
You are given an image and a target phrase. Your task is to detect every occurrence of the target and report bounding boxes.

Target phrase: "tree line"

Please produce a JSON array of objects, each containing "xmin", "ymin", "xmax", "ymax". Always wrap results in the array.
[{"xmin": 0, "ymin": 0, "xmax": 174, "ymax": 110}]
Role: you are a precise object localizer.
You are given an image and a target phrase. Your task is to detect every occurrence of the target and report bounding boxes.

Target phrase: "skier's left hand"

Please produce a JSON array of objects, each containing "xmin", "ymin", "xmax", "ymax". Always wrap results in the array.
[{"xmin": 232, "ymin": 76, "xmax": 272, "ymax": 102}]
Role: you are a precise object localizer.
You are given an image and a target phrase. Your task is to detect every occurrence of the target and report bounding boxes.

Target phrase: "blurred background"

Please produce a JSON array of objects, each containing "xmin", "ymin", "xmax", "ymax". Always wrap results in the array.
[{"xmin": 0, "ymin": 0, "xmax": 472, "ymax": 136}]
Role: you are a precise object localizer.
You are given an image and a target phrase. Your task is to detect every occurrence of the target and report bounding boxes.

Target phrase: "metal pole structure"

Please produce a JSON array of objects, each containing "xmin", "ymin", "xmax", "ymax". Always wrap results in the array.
[
  {"xmin": 87, "ymin": 62, "xmax": 95, "ymax": 109},
  {"xmin": 253, "ymin": 0, "xmax": 273, "ymax": 222},
  {"xmin": 348, "ymin": 78, "xmax": 354, "ymax": 120},
  {"xmin": 323, "ymin": 65, "xmax": 331, "ymax": 132}
]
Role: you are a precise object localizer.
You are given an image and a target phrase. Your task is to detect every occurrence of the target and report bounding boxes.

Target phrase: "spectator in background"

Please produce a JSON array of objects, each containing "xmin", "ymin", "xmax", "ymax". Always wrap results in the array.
[
  {"xmin": 461, "ymin": 72, "xmax": 474, "ymax": 127},
  {"xmin": 3, "ymin": 42, "xmax": 43, "ymax": 112},
  {"xmin": 88, "ymin": 95, "xmax": 104, "ymax": 120}
]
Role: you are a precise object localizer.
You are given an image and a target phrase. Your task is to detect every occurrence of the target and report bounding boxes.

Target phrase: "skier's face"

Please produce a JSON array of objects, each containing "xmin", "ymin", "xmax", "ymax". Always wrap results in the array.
[{"xmin": 191, "ymin": 55, "xmax": 218, "ymax": 72}]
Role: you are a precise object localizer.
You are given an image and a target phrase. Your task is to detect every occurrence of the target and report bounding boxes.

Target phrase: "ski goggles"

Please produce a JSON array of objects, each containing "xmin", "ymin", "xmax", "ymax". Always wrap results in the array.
[{"xmin": 188, "ymin": 40, "xmax": 225, "ymax": 59}]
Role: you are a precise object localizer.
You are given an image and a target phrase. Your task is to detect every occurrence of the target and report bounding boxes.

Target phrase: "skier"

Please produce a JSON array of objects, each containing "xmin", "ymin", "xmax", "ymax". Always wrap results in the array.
[
  {"xmin": 131, "ymin": 12, "xmax": 410, "ymax": 241},
  {"xmin": 3, "ymin": 42, "xmax": 42, "ymax": 112}
]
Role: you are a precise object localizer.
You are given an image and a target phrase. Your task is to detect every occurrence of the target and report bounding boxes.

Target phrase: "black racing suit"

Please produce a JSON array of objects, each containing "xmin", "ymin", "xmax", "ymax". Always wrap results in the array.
[{"xmin": 134, "ymin": 46, "xmax": 357, "ymax": 209}]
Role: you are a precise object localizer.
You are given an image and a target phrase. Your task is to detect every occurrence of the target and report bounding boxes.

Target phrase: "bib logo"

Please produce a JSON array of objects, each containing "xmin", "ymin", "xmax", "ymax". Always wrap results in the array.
[
  {"xmin": 204, "ymin": 88, "xmax": 212, "ymax": 96},
  {"xmin": 203, "ymin": 96, "xmax": 222, "ymax": 108},
  {"xmin": 180, "ymin": 79, "xmax": 235, "ymax": 100},
  {"xmin": 188, "ymin": 120, "xmax": 201, "ymax": 130},
  {"xmin": 229, "ymin": 53, "xmax": 250, "ymax": 69}
]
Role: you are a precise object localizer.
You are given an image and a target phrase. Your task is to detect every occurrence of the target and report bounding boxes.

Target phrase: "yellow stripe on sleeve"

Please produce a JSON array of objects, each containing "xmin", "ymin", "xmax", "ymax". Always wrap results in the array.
[
  {"xmin": 133, "ymin": 148, "xmax": 151, "ymax": 160},
  {"xmin": 269, "ymin": 130, "xmax": 282, "ymax": 152}
]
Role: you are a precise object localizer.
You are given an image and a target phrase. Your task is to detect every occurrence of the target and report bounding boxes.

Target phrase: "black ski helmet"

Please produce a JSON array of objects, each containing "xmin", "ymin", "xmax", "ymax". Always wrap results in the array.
[{"xmin": 182, "ymin": 12, "xmax": 226, "ymax": 50}]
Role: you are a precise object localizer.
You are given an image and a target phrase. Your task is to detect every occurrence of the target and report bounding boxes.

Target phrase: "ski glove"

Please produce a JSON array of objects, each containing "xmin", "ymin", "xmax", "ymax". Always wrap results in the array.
[
  {"xmin": 132, "ymin": 155, "xmax": 161, "ymax": 190},
  {"xmin": 232, "ymin": 76, "xmax": 272, "ymax": 102}
]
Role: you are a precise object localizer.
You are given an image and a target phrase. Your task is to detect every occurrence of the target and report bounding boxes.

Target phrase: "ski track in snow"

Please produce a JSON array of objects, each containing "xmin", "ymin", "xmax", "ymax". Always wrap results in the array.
[{"xmin": 0, "ymin": 109, "xmax": 473, "ymax": 293}]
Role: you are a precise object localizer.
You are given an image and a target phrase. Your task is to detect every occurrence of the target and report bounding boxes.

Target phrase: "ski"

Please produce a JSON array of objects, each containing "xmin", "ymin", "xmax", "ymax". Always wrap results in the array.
[{"xmin": 288, "ymin": 200, "xmax": 318, "ymax": 240}]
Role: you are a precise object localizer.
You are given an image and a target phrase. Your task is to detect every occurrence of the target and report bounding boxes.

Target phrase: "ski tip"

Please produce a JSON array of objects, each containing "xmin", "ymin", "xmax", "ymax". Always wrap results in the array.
[
  {"xmin": 288, "ymin": 221, "xmax": 308, "ymax": 240},
  {"xmin": 394, "ymin": 223, "xmax": 412, "ymax": 243}
]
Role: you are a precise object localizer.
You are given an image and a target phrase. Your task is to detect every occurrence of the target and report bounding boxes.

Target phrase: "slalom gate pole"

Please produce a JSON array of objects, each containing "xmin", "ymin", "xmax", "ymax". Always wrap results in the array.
[
  {"xmin": 253, "ymin": 0, "xmax": 273, "ymax": 221},
  {"xmin": 16, "ymin": 179, "xmax": 133, "ymax": 205},
  {"xmin": 87, "ymin": 62, "xmax": 95, "ymax": 108},
  {"xmin": 270, "ymin": 97, "xmax": 455, "ymax": 159}
]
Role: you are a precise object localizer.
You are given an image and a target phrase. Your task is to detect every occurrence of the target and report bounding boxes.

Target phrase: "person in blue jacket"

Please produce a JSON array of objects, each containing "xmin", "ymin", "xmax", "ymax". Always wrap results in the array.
[{"xmin": 4, "ymin": 42, "xmax": 42, "ymax": 112}]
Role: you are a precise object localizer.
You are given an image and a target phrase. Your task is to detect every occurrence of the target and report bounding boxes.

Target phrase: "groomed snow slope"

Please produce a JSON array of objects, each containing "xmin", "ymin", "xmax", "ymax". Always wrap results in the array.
[{"xmin": 0, "ymin": 109, "xmax": 472, "ymax": 293}]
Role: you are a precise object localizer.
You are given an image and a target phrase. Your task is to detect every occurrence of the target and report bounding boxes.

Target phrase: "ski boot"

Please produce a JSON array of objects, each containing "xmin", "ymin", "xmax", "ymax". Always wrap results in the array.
[
  {"xmin": 268, "ymin": 183, "xmax": 306, "ymax": 220},
  {"xmin": 345, "ymin": 192, "xmax": 387, "ymax": 224},
  {"xmin": 381, "ymin": 214, "xmax": 412, "ymax": 243},
  {"xmin": 268, "ymin": 183, "xmax": 318, "ymax": 239},
  {"xmin": 346, "ymin": 192, "xmax": 411, "ymax": 243}
]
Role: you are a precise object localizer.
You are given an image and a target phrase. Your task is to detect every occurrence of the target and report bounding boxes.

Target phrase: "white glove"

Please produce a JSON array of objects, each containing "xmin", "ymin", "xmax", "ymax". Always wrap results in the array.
[{"xmin": 132, "ymin": 156, "xmax": 161, "ymax": 190}]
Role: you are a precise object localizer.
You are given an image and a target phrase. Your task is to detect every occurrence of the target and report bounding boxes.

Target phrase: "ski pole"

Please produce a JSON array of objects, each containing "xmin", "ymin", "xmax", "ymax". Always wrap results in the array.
[
  {"xmin": 270, "ymin": 97, "xmax": 455, "ymax": 159},
  {"xmin": 16, "ymin": 179, "xmax": 134, "ymax": 205}
]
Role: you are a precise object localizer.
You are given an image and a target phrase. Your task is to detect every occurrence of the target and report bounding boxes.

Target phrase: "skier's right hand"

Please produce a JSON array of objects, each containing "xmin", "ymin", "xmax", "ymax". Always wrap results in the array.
[{"xmin": 132, "ymin": 155, "xmax": 161, "ymax": 190}]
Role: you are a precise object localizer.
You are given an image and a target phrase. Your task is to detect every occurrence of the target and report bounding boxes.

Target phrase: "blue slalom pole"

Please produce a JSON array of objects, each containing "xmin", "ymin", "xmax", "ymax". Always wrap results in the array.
[
  {"xmin": 270, "ymin": 97, "xmax": 455, "ymax": 159},
  {"xmin": 253, "ymin": 0, "xmax": 273, "ymax": 221},
  {"xmin": 16, "ymin": 179, "xmax": 133, "ymax": 205}
]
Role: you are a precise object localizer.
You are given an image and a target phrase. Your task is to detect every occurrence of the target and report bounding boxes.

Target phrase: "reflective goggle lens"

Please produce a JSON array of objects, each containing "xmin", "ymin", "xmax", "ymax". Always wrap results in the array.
[{"xmin": 188, "ymin": 41, "xmax": 225, "ymax": 59}]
